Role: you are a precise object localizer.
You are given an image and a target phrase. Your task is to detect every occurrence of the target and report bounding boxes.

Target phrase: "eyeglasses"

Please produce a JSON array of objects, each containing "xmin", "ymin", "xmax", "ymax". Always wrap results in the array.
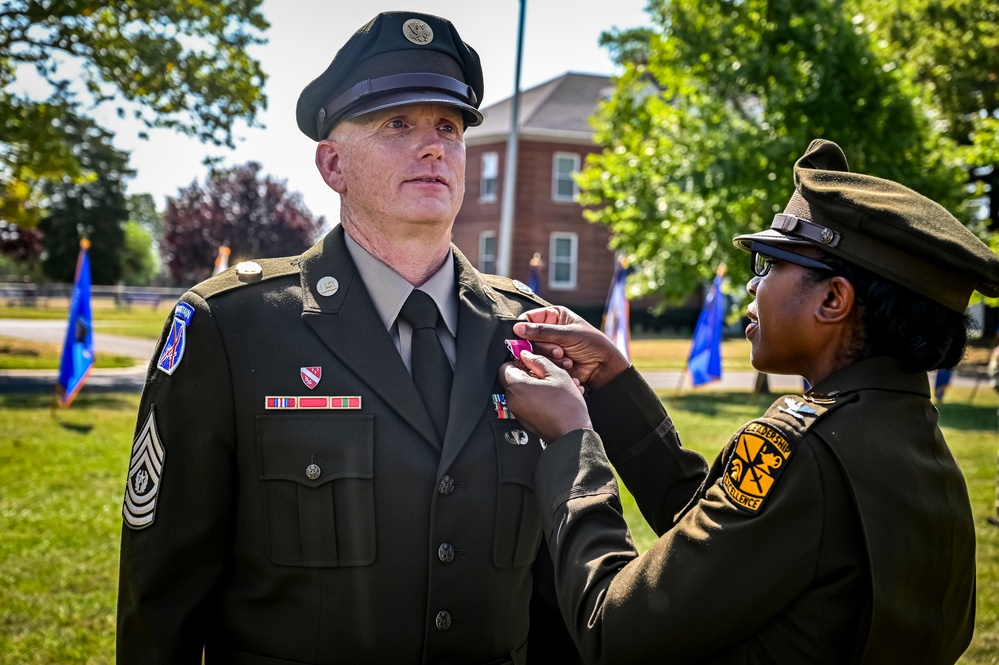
[{"xmin": 750, "ymin": 241, "xmax": 834, "ymax": 277}]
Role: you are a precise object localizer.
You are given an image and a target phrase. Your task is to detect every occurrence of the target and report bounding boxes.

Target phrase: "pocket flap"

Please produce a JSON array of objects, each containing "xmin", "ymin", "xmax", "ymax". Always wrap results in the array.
[{"xmin": 257, "ymin": 414, "xmax": 374, "ymax": 487}]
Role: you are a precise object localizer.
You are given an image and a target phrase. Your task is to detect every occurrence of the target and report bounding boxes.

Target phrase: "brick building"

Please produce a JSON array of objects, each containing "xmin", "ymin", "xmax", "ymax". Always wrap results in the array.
[{"xmin": 453, "ymin": 72, "xmax": 617, "ymax": 310}]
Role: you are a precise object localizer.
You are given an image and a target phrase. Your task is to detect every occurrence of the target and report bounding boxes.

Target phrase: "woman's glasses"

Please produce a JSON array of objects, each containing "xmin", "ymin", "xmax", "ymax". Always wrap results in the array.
[{"xmin": 750, "ymin": 240, "xmax": 834, "ymax": 277}]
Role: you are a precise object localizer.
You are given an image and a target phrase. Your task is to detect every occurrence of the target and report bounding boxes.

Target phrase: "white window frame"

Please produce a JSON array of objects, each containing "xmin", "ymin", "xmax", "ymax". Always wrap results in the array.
[
  {"xmin": 552, "ymin": 152, "xmax": 580, "ymax": 202},
  {"xmin": 478, "ymin": 231, "xmax": 497, "ymax": 274},
  {"xmin": 548, "ymin": 232, "xmax": 578, "ymax": 290},
  {"xmin": 480, "ymin": 151, "xmax": 499, "ymax": 202}
]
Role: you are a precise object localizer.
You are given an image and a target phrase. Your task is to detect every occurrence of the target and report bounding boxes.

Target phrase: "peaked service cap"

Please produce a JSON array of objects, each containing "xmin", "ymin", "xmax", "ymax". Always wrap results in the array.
[
  {"xmin": 296, "ymin": 11, "xmax": 483, "ymax": 141},
  {"xmin": 734, "ymin": 139, "xmax": 999, "ymax": 313}
]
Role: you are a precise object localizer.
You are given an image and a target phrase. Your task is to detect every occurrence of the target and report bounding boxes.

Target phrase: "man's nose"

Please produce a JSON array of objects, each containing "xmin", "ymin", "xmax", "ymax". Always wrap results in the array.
[
  {"xmin": 417, "ymin": 123, "xmax": 445, "ymax": 158},
  {"xmin": 747, "ymin": 275, "xmax": 762, "ymax": 296}
]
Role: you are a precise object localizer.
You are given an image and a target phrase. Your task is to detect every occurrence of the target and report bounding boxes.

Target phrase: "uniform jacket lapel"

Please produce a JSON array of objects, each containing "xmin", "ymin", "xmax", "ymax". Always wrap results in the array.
[
  {"xmin": 299, "ymin": 227, "xmax": 441, "ymax": 449},
  {"xmin": 438, "ymin": 250, "xmax": 522, "ymax": 474}
]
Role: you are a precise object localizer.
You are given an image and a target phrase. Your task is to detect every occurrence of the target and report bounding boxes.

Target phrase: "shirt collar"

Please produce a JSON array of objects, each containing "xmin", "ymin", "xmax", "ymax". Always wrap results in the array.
[{"xmin": 344, "ymin": 230, "xmax": 458, "ymax": 336}]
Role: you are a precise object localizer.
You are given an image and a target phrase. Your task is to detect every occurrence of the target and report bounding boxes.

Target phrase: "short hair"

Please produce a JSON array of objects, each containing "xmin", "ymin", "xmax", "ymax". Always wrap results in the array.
[{"xmin": 804, "ymin": 254, "xmax": 968, "ymax": 372}]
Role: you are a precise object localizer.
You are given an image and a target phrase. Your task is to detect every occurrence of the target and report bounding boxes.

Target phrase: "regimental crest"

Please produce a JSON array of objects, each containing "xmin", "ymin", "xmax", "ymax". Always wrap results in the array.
[
  {"xmin": 156, "ymin": 302, "xmax": 195, "ymax": 375},
  {"xmin": 123, "ymin": 407, "xmax": 166, "ymax": 529},
  {"xmin": 301, "ymin": 366, "xmax": 322, "ymax": 389},
  {"xmin": 722, "ymin": 421, "xmax": 793, "ymax": 514}
]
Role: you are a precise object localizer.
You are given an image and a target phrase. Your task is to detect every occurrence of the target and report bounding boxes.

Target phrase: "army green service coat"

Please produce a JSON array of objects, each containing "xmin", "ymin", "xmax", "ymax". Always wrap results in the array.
[
  {"xmin": 117, "ymin": 227, "xmax": 580, "ymax": 665},
  {"xmin": 534, "ymin": 359, "xmax": 975, "ymax": 664}
]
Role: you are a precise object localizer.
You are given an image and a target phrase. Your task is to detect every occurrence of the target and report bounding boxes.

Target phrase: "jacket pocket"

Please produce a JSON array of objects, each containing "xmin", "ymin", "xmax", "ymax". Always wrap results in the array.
[
  {"xmin": 256, "ymin": 414, "xmax": 375, "ymax": 567},
  {"xmin": 492, "ymin": 422, "xmax": 543, "ymax": 569}
]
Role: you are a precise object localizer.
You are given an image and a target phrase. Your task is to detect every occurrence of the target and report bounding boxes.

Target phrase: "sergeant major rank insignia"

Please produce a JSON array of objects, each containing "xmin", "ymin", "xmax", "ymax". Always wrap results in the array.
[
  {"xmin": 156, "ymin": 302, "xmax": 195, "ymax": 375},
  {"xmin": 123, "ymin": 407, "xmax": 165, "ymax": 529},
  {"xmin": 722, "ymin": 421, "xmax": 793, "ymax": 514}
]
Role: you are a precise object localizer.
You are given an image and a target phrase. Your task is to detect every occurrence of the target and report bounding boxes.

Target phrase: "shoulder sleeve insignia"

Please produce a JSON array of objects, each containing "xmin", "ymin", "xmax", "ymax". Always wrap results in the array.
[
  {"xmin": 722, "ymin": 420, "xmax": 794, "ymax": 514},
  {"xmin": 123, "ymin": 407, "xmax": 165, "ymax": 529},
  {"xmin": 156, "ymin": 301, "xmax": 195, "ymax": 375}
]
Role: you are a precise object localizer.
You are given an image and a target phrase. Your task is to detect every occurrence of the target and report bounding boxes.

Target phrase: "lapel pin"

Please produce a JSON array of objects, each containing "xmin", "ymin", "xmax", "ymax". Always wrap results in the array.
[{"xmin": 317, "ymin": 276, "xmax": 339, "ymax": 297}]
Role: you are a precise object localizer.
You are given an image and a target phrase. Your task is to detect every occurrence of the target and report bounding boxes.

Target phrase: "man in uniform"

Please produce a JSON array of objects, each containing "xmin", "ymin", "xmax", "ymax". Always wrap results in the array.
[
  {"xmin": 116, "ymin": 12, "xmax": 579, "ymax": 664},
  {"xmin": 499, "ymin": 139, "xmax": 993, "ymax": 663}
]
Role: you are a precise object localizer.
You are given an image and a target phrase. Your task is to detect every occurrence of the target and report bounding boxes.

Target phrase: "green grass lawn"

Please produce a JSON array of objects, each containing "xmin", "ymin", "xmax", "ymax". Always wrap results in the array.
[
  {"xmin": 0, "ymin": 336, "xmax": 136, "ymax": 370},
  {"xmin": 1, "ymin": 303, "xmax": 171, "ymax": 340},
  {"xmin": 1, "ymin": 387, "xmax": 996, "ymax": 662}
]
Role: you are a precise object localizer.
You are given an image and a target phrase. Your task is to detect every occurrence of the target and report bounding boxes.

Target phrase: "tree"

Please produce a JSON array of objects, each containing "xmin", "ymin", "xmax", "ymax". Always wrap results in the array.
[
  {"xmin": 162, "ymin": 162, "xmax": 326, "ymax": 285},
  {"xmin": 0, "ymin": 1, "xmax": 268, "ymax": 229},
  {"xmin": 38, "ymin": 113, "xmax": 132, "ymax": 285},
  {"xmin": 120, "ymin": 220, "xmax": 157, "ymax": 285},
  {"xmin": 582, "ymin": 0, "xmax": 975, "ymax": 302}
]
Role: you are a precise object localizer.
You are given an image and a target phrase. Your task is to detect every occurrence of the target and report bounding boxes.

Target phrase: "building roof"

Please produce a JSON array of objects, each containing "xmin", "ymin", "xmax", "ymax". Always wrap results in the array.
[{"xmin": 466, "ymin": 72, "xmax": 614, "ymax": 146}]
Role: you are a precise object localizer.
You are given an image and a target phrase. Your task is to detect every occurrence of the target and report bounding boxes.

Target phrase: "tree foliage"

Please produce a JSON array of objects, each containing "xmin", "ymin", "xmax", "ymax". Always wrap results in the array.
[
  {"xmin": 0, "ymin": 1, "xmax": 268, "ymax": 229},
  {"xmin": 583, "ymin": 0, "xmax": 985, "ymax": 302},
  {"xmin": 37, "ymin": 114, "xmax": 131, "ymax": 285},
  {"xmin": 162, "ymin": 162, "xmax": 326, "ymax": 286},
  {"xmin": 120, "ymin": 220, "xmax": 157, "ymax": 286}
]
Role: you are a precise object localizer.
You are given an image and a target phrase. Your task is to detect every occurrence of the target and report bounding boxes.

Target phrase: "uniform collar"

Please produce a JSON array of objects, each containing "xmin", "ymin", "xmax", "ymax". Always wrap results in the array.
[{"xmin": 810, "ymin": 356, "xmax": 931, "ymax": 399}]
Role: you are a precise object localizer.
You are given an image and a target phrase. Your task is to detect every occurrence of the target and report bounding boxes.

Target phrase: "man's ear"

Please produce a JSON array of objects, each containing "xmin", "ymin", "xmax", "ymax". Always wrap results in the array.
[
  {"xmin": 816, "ymin": 276, "xmax": 856, "ymax": 324},
  {"xmin": 316, "ymin": 140, "xmax": 346, "ymax": 194}
]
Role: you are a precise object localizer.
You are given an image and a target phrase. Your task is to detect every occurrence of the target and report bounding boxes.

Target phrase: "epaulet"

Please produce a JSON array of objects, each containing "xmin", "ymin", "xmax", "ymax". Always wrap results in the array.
[
  {"xmin": 190, "ymin": 256, "xmax": 301, "ymax": 301},
  {"xmin": 721, "ymin": 392, "xmax": 842, "ymax": 516},
  {"xmin": 479, "ymin": 273, "xmax": 549, "ymax": 308}
]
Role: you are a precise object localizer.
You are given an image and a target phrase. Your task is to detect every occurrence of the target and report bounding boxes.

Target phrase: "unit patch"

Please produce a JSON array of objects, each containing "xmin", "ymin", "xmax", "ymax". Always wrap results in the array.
[
  {"xmin": 156, "ymin": 302, "xmax": 195, "ymax": 375},
  {"xmin": 265, "ymin": 396, "xmax": 361, "ymax": 410},
  {"xmin": 722, "ymin": 421, "xmax": 793, "ymax": 514},
  {"xmin": 123, "ymin": 407, "xmax": 165, "ymax": 529}
]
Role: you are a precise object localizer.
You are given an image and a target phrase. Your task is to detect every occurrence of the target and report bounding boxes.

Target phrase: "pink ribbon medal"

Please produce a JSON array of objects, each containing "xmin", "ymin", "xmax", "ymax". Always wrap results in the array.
[{"xmin": 504, "ymin": 339, "xmax": 533, "ymax": 362}]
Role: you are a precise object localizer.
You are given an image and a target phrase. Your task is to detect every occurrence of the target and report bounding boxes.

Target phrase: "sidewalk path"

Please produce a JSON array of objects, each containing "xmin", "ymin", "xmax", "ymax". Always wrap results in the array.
[{"xmin": 0, "ymin": 318, "xmax": 980, "ymax": 395}]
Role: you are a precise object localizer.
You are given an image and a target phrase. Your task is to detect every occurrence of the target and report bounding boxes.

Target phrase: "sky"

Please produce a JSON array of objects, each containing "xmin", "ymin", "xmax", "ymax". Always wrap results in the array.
[{"xmin": 111, "ymin": 0, "xmax": 655, "ymax": 224}]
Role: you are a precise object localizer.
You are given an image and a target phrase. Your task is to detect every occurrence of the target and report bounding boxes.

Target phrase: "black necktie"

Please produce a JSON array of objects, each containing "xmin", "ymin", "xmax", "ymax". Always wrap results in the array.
[{"xmin": 399, "ymin": 290, "xmax": 453, "ymax": 439}]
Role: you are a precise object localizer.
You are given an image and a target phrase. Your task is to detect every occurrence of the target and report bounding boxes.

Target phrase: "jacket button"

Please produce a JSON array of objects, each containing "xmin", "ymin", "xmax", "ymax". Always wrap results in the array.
[
  {"xmin": 438, "ymin": 542, "xmax": 455, "ymax": 563},
  {"xmin": 438, "ymin": 475, "xmax": 455, "ymax": 495},
  {"xmin": 435, "ymin": 610, "xmax": 452, "ymax": 631},
  {"xmin": 305, "ymin": 464, "xmax": 321, "ymax": 480}
]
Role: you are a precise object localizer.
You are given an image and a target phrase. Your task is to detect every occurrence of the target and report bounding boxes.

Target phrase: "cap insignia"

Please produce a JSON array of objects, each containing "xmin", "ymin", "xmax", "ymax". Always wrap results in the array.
[
  {"xmin": 820, "ymin": 228, "xmax": 835, "ymax": 244},
  {"xmin": 403, "ymin": 19, "xmax": 434, "ymax": 45}
]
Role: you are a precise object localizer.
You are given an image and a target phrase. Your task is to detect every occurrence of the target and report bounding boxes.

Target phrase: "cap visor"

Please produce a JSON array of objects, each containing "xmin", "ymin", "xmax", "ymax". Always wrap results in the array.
[
  {"xmin": 341, "ymin": 90, "xmax": 483, "ymax": 127},
  {"xmin": 732, "ymin": 229, "xmax": 814, "ymax": 252}
]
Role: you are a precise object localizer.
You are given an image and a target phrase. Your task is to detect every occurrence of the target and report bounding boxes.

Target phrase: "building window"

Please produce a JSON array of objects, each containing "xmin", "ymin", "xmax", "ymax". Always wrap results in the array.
[
  {"xmin": 552, "ymin": 152, "xmax": 580, "ymax": 202},
  {"xmin": 479, "ymin": 231, "xmax": 497, "ymax": 274},
  {"xmin": 549, "ymin": 232, "xmax": 577, "ymax": 289},
  {"xmin": 480, "ymin": 152, "xmax": 499, "ymax": 202}
]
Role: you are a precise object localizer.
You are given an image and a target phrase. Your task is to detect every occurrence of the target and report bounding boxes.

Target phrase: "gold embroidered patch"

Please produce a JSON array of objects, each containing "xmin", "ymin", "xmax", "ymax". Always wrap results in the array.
[{"xmin": 723, "ymin": 421, "xmax": 793, "ymax": 514}]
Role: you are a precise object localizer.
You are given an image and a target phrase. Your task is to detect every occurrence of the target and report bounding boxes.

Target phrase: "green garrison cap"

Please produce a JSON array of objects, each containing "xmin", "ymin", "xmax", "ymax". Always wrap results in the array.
[
  {"xmin": 734, "ymin": 139, "xmax": 999, "ymax": 313},
  {"xmin": 296, "ymin": 11, "xmax": 484, "ymax": 141}
]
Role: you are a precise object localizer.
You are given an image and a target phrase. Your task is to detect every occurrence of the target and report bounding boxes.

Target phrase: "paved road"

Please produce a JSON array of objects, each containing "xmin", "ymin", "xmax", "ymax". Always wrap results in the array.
[
  {"xmin": 0, "ymin": 318, "xmax": 153, "ymax": 394},
  {"xmin": 0, "ymin": 318, "xmax": 979, "ymax": 395}
]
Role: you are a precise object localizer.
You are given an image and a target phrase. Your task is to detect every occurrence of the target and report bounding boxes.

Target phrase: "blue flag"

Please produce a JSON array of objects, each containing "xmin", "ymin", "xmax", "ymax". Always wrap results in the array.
[
  {"xmin": 57, "ymin": 239, "xmax": 95, "ymax": 407},
  {"xmin": 602, "ymin": 256, "xmax": 630, "ymax": 361},
  {"xmin": 687, "ymin": 272, "xmax": 725, "ymax": 386}
]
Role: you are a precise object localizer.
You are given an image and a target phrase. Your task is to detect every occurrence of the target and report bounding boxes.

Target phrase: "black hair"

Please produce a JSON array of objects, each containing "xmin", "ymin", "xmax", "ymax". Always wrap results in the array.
[{"xmin": 803, "ymin": 254, "xmax": 968, "ymax": 372}]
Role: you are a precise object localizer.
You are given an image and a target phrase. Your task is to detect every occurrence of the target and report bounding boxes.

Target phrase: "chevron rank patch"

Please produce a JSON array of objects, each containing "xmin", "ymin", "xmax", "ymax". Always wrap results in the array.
[
  {"xmin": 123, "ymin": 407, "xmax": 165, "ymax": 529},
  {"xmin": 723, "ymin": 421, "xmax": 793, "ymax": 514}
]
